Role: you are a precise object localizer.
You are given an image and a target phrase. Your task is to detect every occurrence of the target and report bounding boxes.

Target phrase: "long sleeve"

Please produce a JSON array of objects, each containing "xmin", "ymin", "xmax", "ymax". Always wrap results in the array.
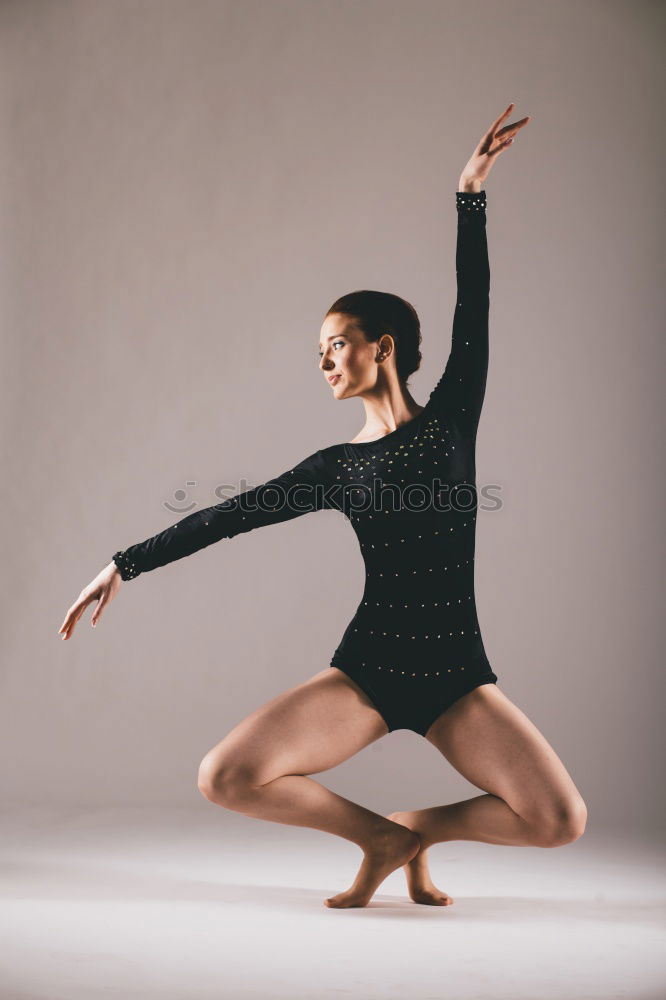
[
  {"xmin": 426, "ymin": 189, "xmax": 489, "ymax": 437},
  {"xmin": 112, "ymin": 448, "xmax": 330, "ymax": 581}
]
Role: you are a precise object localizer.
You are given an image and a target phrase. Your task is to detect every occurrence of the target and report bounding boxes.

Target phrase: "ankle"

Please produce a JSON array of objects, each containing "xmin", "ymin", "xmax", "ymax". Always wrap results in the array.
[
  {"xmin": 386, "ymin": 810, "xmax": 410, "ymax": 827},
  {"xmin": 387, "ymin": 811, "xmax": 435, "ymax": 850}
]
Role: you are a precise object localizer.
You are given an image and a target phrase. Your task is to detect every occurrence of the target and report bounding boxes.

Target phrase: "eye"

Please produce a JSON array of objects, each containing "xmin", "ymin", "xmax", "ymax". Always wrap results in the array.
[{"xmin": 318, "ymin": 340, "xmax": 346, "ymax": 358}]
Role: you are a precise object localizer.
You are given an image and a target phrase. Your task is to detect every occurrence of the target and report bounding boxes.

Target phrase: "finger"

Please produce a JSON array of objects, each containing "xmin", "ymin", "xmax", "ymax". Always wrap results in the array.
[
  {"xmin": 59, "ymin": 616, "xmax": 73, "ymax": 639},
  {"xmin": 477, "ymin": 103, "xmax": 516, "ymax": 154},
  {"xmin": 487, "ymin": 137, "xmax": 515, "ymax": 158},
  {"xmin": 62, "ymin": 597, "xmax": 85, "ymax": 624},
  {"xmin": 63, "ymin": 615, "xmax": 83, "ymax": 640},
  {"xmin": 484, "ymin": 102, "xmax": 515, "ymax": 139},
  {"xmin": 58, "ymin": 602, "xmax": 80, "ymax": 637},
  {"xmin": 61, "ymin": 594, "xmax": 92, "ymax": 638},
  {"xmin": 91, "ymin": 593, "xmax": 108, "ymax": 627},
  {"xmin": 496, "ymin": 116, "xmax": 531, "ymax": 138},
  {"xmin": 72, "ymin": 603, "xmax": 89, "ymax": 629}
]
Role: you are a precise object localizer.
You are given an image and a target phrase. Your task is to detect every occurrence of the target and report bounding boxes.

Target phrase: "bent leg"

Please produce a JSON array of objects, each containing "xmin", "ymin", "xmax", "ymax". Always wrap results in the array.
[
  {"xmin": 390, "ymin": 683, "xmax": 587, "ymax": 905},
  {"xmin": 395, "ymin": 682, "xmax": 587, "ymax": 849},
  {"xmin": 198, "ymin": 667, "xmax": 390, "ymax": 846},
  {"xmin": 198, "ymin": 666, "xmax": 420, "ymax": 907}
]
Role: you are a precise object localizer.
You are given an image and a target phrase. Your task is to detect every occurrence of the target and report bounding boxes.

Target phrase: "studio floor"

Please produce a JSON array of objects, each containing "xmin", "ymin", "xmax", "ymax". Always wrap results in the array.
[{"xmin": 1, "ymin": 803, "xmax": 664, "ymax": 999}]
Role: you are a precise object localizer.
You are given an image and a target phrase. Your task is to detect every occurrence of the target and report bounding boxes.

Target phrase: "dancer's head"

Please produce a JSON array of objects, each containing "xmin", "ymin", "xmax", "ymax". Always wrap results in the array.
[{"xmin": 318, "ymin": 291, "xmax": 422, "ymax": 400}]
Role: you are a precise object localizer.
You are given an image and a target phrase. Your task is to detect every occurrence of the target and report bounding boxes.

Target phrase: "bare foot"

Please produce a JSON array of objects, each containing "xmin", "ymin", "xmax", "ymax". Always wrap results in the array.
[
  {"xmin": 324, "ymin": 822, "xmax": 421, "ymax": 909},
  {"xmin": 387, "ymin": 811, "xmax": 455, "ymax": 906}
]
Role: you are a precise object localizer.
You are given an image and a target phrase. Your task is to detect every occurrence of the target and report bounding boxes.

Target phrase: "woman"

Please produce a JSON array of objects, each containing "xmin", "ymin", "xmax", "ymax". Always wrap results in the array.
[{"xmin": 58, "ymin": 104, "xmax": 587, "ymax": 909}]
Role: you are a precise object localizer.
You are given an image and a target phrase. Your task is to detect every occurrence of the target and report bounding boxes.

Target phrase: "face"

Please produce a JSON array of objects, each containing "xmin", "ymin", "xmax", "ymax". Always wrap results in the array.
[{"xmin": 318, "ymin": 313, "xmax": 387, "ymax": 399}]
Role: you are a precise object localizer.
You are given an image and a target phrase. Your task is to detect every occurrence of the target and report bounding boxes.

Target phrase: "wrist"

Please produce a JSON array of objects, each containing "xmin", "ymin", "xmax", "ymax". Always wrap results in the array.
[{"xmin": 458, "ymin": 176, "xmax": 483, "ymax": 193}]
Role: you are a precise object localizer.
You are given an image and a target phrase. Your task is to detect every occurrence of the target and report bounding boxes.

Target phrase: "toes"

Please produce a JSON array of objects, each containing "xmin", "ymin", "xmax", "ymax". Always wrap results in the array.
[
  {"xmin": 410, "ymin": 887, "xmax": 455, "ymax": 906},
  {"xmin": 324, "ymin": 895, "xmax": 364, "ymax": 909}
]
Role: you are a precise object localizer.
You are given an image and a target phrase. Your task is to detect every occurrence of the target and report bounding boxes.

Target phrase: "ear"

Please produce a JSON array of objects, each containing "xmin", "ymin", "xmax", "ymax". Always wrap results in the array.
[{"xmin": 377, "ymin": 333, "xmax": 394, "ymax": 360}]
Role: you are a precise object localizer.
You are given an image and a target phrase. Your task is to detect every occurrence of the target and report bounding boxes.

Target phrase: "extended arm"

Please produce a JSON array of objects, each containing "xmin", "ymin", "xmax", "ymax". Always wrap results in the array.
[
  {"xmin": 112, "ymin": 448, "xmax": 329, "ymax": 580},
  {"xmin": 426, "ymin": 103, "xmax": 531, "ymax": 434},
  {"xmin": 426, "ymin": 188, "xmax": 489, "ymax": 437}
]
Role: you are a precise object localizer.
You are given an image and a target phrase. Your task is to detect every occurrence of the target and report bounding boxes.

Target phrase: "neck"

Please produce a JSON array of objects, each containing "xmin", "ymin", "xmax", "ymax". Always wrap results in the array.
[{"xmin": 356, "ymin": 388, "xmax": 424, "ymax": 439}]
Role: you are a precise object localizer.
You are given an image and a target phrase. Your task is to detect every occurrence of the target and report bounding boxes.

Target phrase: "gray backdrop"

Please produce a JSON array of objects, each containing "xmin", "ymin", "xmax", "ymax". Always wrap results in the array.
[{"xmin": 2, "ymin": 0, "xmax": 663, "ymax": 837}]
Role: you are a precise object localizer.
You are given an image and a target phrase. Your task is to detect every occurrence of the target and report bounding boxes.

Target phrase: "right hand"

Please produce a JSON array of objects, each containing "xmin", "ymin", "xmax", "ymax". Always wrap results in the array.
[
  {"xmin": 58, "ymin": 561, "xmax": 123, "ymax": 640},
  {"xmin": 458, "ymin": 102, "xmax": 531, "ymax": 189}
]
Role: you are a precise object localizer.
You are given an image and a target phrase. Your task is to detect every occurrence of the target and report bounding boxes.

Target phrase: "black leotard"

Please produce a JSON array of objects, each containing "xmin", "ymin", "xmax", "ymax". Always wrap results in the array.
[{"xmin": 112, "ymin": 189, "xmax": 498, "ymax": 736}]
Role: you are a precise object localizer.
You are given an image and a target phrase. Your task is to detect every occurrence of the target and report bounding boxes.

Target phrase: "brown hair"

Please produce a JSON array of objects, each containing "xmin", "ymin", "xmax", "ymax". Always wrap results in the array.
[{"xmin": 325, "ymin": 290, "xmax": 422, "ymax": 386}]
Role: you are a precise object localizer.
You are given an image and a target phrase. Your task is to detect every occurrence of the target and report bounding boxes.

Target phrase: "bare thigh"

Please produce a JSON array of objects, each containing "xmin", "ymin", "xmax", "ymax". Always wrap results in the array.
[
  {"xmin": 198, "ymin": 667, "xmax": 389, "ymax": 790},
  {"xmin": 424, "ymin": 683, "xmax": 587, "ymax": 830}
]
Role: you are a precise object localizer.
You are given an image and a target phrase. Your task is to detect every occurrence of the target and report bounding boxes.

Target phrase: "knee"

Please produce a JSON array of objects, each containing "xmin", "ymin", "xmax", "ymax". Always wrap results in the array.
[
  {"xmin": 197, "ymin": 753, "xmax": 255, "ymax": 806},
  {"xmin": 533, "ymin": 796, "xmax": 588, "ymax": 847}
]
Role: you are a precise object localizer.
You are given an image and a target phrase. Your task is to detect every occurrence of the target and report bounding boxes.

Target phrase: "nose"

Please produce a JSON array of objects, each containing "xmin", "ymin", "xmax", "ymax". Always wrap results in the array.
[{"xmin": 319, "ymin": 354, "xmax": 333, "ymax": 372}]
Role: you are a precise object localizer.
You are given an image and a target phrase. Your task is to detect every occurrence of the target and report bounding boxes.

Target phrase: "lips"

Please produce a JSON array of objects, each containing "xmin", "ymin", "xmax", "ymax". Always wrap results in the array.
[{"xmin": 328, "ymin": 374, "xmax": 342, "ymax": 385}]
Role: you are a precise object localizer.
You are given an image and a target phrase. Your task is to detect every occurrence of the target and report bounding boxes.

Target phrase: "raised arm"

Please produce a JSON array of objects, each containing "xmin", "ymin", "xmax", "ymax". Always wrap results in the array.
[
  {"xmin": 426, "ymin": 188, "xmax": 490, "ymax": 437},
  {"xmin": 112, "ymin": 447, "xmax": 330, "ymax": 581},
  {"xmin": 426, "ymin": 103, "xmax": 531, "ymax": 436}
]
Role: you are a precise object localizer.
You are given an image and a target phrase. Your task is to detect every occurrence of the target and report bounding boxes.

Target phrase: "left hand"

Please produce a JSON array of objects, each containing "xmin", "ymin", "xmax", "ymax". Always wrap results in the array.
[{"xmin": 459, "ymin": 103, "xmax": 531, "ymax": 187}]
